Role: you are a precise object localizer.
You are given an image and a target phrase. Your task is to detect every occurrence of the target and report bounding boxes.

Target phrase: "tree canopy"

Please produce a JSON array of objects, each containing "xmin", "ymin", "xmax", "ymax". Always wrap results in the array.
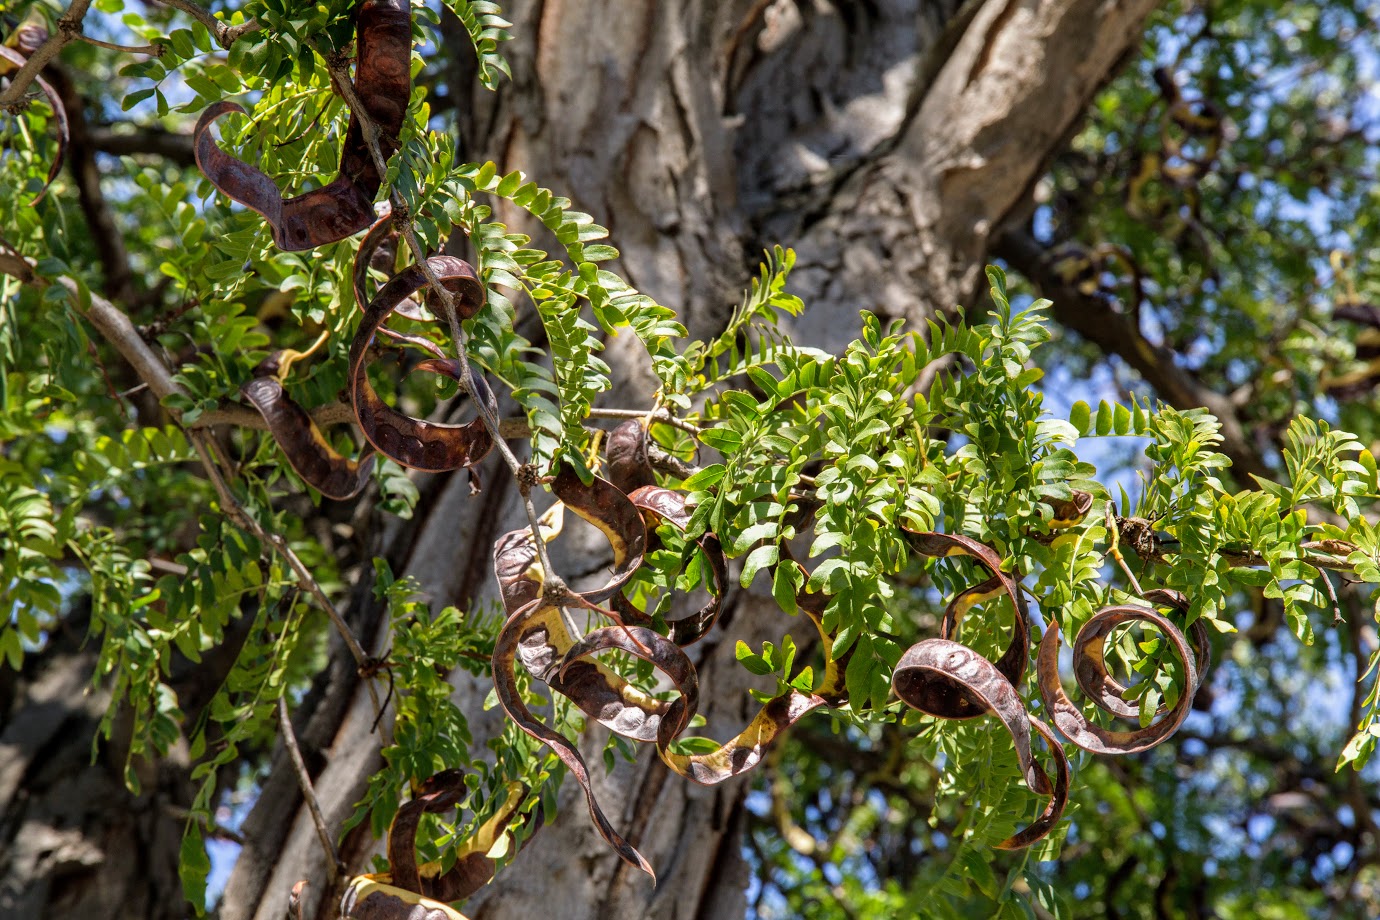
[{"xmin": 2, "ymin": 2, "xmax": 1380, "ymax": 919}]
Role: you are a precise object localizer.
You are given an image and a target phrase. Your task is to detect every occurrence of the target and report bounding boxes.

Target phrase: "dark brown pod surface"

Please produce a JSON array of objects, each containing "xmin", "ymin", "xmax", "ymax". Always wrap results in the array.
[
  {"xmin": 349, "ymin": 256, "xmax": 494, "ymax": 472},
  {"xmin": 1038, "ymin": 604, "xmax": 1198, "ymax": 755},
  {"xmin": 240, "ymin": 374, "xmax": 375, "ymax": 499},
  {"xmin": 193, "ymin": 0, "xmax": 412, "ymax": 250}
]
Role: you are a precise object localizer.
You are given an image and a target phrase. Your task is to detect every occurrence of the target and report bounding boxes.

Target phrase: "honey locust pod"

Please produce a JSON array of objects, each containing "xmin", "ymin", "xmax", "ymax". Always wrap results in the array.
[
  {"xmin": 556, "ymin": 625, "xmax": 699, "ymax": 743},
  {"xmin": 605, "ymin": 418, "xmax": 657, "ymax": 493},
  {"xmin": 1037, "ymin": 602, "xmax": 1199, "ymax": 755},
  {"xmin": 0, "ymin": 44, "xmax": 69, "ymax": 206},
  {"xmin": 655, "ymin": 687, "xmax": 825, "ymax": 786},
  {"xmin": 354, "ymin": 203, "xmax": 463, "ymax": 354},
  {"xmin": 892, "ymin": 638, "xmax": 1067, "ymax": 848},
  {"xmin": 240, "ymin": 373, "xmax": 375, "ymax": 500},
  {"xmin": 903, "ymin": 529, "xmax": 1031, "ymax": 707},
  {"xmin": 381, "ymin": 771, "xmax": 536, "ymax": 903},
  {"xmin": 193, "ymin": 0, "xmax": 412, "ymax": 251},
  {"xmin": 612, "ymin": 485, "xmax": 728, "ymax": 646},
  {"xmin": 1072, "ymin": 588, "xmax": 1211, "ymax": 720},
  {"xmin": 349, "ymin": 256, "xmax": 497, "ymax": 473},
  {"xmin": 492, "ymin": 596, "xmax": 656, "ymax": 882}
]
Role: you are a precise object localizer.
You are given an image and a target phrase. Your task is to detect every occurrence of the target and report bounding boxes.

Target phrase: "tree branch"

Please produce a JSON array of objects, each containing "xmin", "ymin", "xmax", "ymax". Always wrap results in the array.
[
  {"xmin": 995, "ymin": 229, "xmax": 1273, "ymax": 484},
  {"xmin": 152, "ymin": 0, "xmax": 260, "ymax": 49},
  {"xmin": 0, "ymin": 0, "xmax": 91, "ymax": 111},
  {"xmin": 0, "ymin": 252, "xmax": 380, "ymax": 716},
  {"xmin": 88, "ymin": 126, "xmax": 196, "ymax": 166}
]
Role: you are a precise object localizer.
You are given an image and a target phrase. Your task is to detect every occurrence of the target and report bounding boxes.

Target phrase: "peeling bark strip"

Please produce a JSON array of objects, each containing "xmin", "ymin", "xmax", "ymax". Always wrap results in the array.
[{"xmin": 194, "ymin": 0, "xmax": 412, "ymax": 250}]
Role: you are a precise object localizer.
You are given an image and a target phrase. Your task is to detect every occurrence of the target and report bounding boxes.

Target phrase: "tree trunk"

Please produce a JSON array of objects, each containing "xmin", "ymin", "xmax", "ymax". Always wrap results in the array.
[{"xmin": 0, "ymin": 3, "xmax": 1159, "ymax": 919}]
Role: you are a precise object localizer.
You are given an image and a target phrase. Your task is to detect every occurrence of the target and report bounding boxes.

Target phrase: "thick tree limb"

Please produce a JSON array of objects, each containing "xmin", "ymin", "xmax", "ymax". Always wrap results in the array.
[
  {"xmin": 995, "ymin": 229, "xmax": 1273, "ymax": 483},
  {"xmin": 88, "ymin": 126, "xmax": 196, "ymax": 166},
  {"xmin": 0, "ymin": 0, "xmax": 91, "ymax": 110}
]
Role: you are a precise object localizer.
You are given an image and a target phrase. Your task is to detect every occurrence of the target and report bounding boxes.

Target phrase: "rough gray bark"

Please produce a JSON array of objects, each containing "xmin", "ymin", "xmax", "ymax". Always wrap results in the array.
[{"xmin": 236, "ymin": 3, "xmax": 1159, "ymax": 920}]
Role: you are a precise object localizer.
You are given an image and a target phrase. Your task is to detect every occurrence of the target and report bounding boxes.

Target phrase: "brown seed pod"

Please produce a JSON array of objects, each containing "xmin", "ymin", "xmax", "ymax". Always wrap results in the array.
[
  {"xmin": 193, "ymin": 0, "xmax": 412, "ymax": 250},
  {"xmin": 378, "ymin": 771, "xmax": 535, "ymax": 903},
  {"xmin": 656, "ymin": 686, "xmax": 824, "ymax": 786},
  {"xmin": 893, "ymin": 637, "xmax": 1065, "ymax": 848},
  {"xmin": 338, "ymin": 877, "xmax": 471, "ymax": 920},
  {"xmin": 993, "ymin": 715, "xmax": 1069, "ymax": 851},
  {"xmin": 556, "ymin": 624, "xmax": 699, "ymax": 743},
  {"xmin": 240, "ymin": 373, "xmax": 375, "ymax": 499},
  {"xmin": 1072, "ymin": 588, "xmax": 1210, "ymax": 720},
  {"xmin": 611, "ymin": 484, "xmax": 728, "ymax": 646},
  {"xmin": 492, "ymin": 596, "xmax": 656, "ymax": 882},
  {"xmin": 904, "ymin": 530, "xmax": 1031, "ymax": 706},
  {"xmin": 1037, "ymin": 602, "xmax": 1199, "ymax": 755},
  {"xmin": 605, "ymin": 418, "xmax": 657, "ymax": 493},
  {"xmin": 549, "ymin": 464, "xmax": 647, "ymax": 605},
  {"xmin": 349, "ymin": 256, "xmax": 497, "ymax": 472},
  {"xmin": 0, "ymin": 44, "xmax": 69, "ymax": 205}
]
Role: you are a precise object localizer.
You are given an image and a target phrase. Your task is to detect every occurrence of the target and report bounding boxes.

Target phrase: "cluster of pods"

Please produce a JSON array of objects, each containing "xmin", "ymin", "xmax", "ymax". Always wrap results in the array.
[{"xmin": 8, "ymin": 1, "xmax": 1216, "ymax": 916}]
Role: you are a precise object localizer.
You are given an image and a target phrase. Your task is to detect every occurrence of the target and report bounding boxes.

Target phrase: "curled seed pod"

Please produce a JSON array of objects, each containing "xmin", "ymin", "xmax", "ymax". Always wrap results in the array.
[
  {"xmin": 240, "ymin": 373, "xmax": 375, "ymax": 499},
  {"xmin": 381, "ymin": 771, "xmax": 534, "ymax": 903},
  {"xmin": 548, "ymin": 464, "xmax": 648, "ymax": 604},
  {"xmin": 904, "ymin": 530, "xmax": 1031, "ymax": 704},
  {"xmin": 893, "ymin": 638, "xmax": 1067, "ymax": 848},
  {"xmin": 353, "ymin": 202, "xmax": 458, "ymax": 354},
  {"xmin": 777, "ymin": 553, "xmax": 850, "ymax": 705},
  {"xmin": 339, "ymin": 877, "xmax": 471, "ymax": 920},
  {"xmin": 193, "ymin": 0, "xmax": 412, "ymax": 250},
  {"xmin": 1073, "ymin": 588, "xmax": 1210, "ymax": 720},
  {"xmin": 612, "ymin": 484, "xmax": 728, "ymax": 646},
  {"xmin": 0, "ymin": 45, "xmax": 69, "ymax": 206},
  {"xmin": 492, "ymin": 597, "xmax": 656, "ymax": 882},
  {"xmin": 605, "ymin": 419, "xmax": 657, "ymax": 493},
  {"xmin": 350, "ymin": 256, "xmax": 497, "ymax": 472},
  {"xmin": 387, "ymin": 770, "xmax": 468, "ymax": 895},
  {"xmin": 1044, "ymin": 489, "xmax": 1094, "ymax": 529},
  {"xmin": 993, "ymin": 715, "xmax": 1069, "ymax": 851},
  {"xmin": 894, "ymin": 638, "xmax": 1051, "ymax": 796},
  {"xmin": 556, "ymin": 625, "xmax": 699, "ymax": 743},
  {"xmin": 1037, "ymin": 603, "xmax": 1199, "ymax": 755},
  {"xmin": 656, "ymin": 687, "xmax": 824, "ymax": 786}
]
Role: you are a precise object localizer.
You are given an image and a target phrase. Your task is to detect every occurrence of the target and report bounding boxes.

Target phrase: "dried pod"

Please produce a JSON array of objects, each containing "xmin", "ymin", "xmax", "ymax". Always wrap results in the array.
[
  {"xmin": 1073, "ymin": 588, "xmax": 1210, "ymax": 719},
  {"xmin": 656, "ymin": 687, "xmax": 824, "ymax": 786},
  {"xmin": 493, "ymin": 596, "xmax": 656, "ymax": 881},
  {"xmin": 0, "ymin": 44, "xmax": 69, "ymax": 205},
  {"xmin": 557, "ymin": 624, "xmax": 699, "ymax": 743},
  {"xmin": 1038, "ymin": 602, "xmax": 1199, "ymax": 755},
  {"xmin": 350, "ymin": 256, "xmax": 497, "ymax": 472},
  {"xmin": 339, "ymin": 877, "xmax": 471, "ymax": 920},
  {"xmin": 605, "ymin": 419, "xmax": 657, "ymax": 493},
  {"xmin": 904, "ymin": 530, "xmax": 1031, "ymax": 703},
  {"xmin": 612, "ymin": 484, "xmax": 728, "ymax": 646},
  {"xmin": 893, "ymin": 638, "xmax": 1065, "ymax": 848},
  {"xmin": 240, "ymin": 373, "xmax": 375, "ymax": 499},
  {"xmin": 193, "ymin": 0, "xmax": 412, "ymax": 250},
  {"xmin": 353, "ymin": 202, "xmax": 457, "ymax": 353}
]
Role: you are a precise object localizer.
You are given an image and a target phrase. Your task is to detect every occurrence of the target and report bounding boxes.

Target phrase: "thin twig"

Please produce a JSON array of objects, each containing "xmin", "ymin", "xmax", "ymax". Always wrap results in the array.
[
  {"xmin": 1106, "ymin": 508, "xmax": 1146, "ymax": 596},
  {"xmin": 278, "ymin": 696, "xmax": 344, "ymax": 879},
  {"xmin": 0, "ymin": 0, "xmax": 92, "ymax": 111},
  {"xmin": 152, "ymin": 0, "xmax": 260, "ymax": 49},
  {"xmin": 74, "ymin": 34, "xmax": 165, "ymax": 56}
]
